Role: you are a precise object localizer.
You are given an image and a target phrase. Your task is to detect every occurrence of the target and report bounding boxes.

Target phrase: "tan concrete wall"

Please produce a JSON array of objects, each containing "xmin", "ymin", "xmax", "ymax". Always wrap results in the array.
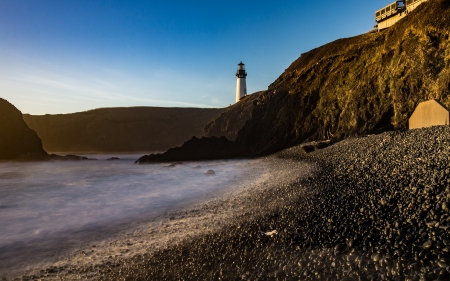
[
  {"xmin": 378, "ymin": 12, "xmax": 408, "ymax": 30},
  {"xmin": 409, "ymin": 100, "xmax": 450, "ymax": 129},
  {"xmin": 378, "ymin": 0, "xmax": 428, "ymax": 31},
  {"xmin": 407, "ymin": 0, "xmax": 428, "ymax": 13}
]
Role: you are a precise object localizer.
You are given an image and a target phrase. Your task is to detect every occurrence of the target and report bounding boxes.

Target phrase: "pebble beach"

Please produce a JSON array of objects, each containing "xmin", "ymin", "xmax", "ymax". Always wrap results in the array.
[{"xmin": 5, "ymin": 126, "xmax": 450, "ymax": 280}]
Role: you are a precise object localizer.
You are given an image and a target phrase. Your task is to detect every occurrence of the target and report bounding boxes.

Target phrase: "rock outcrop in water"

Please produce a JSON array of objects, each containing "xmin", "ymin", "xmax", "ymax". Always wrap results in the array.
[
  {"xmin": 135, "ymin": 136, "xmax": 240, "ymax": 163},
  {"xmin": 0, "ymin": 98, "xmax": 47, "ymax": 160}
]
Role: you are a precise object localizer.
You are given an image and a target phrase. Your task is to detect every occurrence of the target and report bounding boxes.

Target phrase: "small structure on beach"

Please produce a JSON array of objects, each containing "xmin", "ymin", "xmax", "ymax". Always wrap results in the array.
[
  {"xmin": 375, "ymin": 0, "xmax": 428, "ymax": 31},
  {"xmin": 409, "ymin": 99, "xmax": 450, "ymax": 129}
]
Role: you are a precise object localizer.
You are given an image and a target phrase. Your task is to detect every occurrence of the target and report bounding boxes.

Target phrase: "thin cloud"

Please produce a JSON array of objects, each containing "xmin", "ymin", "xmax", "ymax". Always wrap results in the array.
[
  {"xmin": 0, "ymin": 53, "xmax": 232, "ymax": 114},
  {"xmin": 15, "ymin": 75, "xmax": 123, "ymax": 101},
  {"xmin": 116, "ymin": 95, "xmax": 218, "ymax": 108}
]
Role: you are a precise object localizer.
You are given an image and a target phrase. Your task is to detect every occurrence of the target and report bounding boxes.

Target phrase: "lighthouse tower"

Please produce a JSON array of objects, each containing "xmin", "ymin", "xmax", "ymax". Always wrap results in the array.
[{"xmin": 236, "ymin": 61, "xmax": 247, "ymax": 103}]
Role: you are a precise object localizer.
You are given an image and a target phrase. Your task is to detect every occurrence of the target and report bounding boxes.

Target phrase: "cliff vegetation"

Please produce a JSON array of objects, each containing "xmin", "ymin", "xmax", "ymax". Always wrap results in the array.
[{"xmin": 235, "ymin": 0, "xmax": 450, "ymax": 156}]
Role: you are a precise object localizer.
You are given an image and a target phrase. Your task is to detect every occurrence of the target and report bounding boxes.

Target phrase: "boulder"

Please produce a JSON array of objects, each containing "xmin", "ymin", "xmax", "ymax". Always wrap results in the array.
[
  {"xmin": 301, "ymin": 145, "xmax": 315, "ymax": 154},
  {"xmin": 205, "ymin": 170, "xmax": 216, "ymax": 175}
]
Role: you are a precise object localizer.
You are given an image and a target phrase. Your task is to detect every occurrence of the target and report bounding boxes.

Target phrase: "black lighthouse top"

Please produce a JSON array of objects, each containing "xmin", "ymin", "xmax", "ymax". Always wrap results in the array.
[{"xmin": 236, "ymin": 61, "xmax": 247, "ymax": 78}]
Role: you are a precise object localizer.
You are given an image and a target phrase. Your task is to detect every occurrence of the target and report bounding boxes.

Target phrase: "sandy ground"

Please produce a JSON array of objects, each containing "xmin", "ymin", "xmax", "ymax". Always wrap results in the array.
[{"xmin": 1, "ymin": 156, "xmax": 316, "ymax": 280}]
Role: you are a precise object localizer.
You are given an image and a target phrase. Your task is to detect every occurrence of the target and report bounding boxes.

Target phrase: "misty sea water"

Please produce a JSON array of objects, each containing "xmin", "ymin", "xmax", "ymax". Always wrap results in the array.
[{"xmin": 0, "ymin": 155, "xmax": 250, "ymax": 249}]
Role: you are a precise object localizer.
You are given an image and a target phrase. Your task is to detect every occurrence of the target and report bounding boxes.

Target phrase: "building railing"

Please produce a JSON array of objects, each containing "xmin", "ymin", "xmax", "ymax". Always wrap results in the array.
[
  {"xmin": 375, "ymin": 0, "xmax": 427, "ymax": 23},
  {"xmin": 405, "ymin": 0, "xmax": 421, "ymax": 6},
  {"xmin": 375, "ymin": 1, "xmax": 406, "ymax": 22}
]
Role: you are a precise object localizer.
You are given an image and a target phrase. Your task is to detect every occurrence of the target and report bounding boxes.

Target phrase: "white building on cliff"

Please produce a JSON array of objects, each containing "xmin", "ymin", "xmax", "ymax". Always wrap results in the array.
[{"xmin": 236, "ymin": 61, "xmax": 247, "ymax": 103}]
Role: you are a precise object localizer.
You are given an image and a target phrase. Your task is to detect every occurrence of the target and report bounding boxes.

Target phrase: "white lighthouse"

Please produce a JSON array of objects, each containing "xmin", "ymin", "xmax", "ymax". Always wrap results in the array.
[{"xmin": 235, "ymin": 61, "xmax": 247, "ymax": 103}]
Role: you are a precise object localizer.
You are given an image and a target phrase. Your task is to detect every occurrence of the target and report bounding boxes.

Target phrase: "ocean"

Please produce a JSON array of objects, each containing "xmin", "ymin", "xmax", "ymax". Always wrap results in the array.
[{"xmin": 0, "ymin": 155, "xmax": 254, "ymax": 274}]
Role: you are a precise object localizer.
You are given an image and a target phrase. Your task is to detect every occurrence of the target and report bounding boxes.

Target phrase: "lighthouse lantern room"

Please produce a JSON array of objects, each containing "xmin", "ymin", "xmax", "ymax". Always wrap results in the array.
[{"xmin": 236, "ymin": 61, "xmax": 247, "ymax": 103}]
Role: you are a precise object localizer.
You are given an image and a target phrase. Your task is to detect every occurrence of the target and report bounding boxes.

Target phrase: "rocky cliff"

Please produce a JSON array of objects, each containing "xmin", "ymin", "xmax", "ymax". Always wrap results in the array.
[
  {"xmin": 0, "ymin": 99, "xmax": 47, "ymax": 160},
  {"xmin": 23, "ymin": 107, "xmax": 223, "ymax": 153},
  {"xmin": 204, "ymin": 91, "xmax": 263, "ymax": 141},
  {"xmin": 235, "ymin": 0, "xmax": 450, "ymax": 156}
]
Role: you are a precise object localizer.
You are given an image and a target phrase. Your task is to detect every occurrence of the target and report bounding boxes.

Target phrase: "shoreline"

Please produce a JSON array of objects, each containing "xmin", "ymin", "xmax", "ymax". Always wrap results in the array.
[
  {"xmin": 1, "ymin": 156, "xmax": 317, "ymax": 280},
  {"xmin": 82, "ymin": 127, "xmax": 450, "ymax": 280},
  {"xmin": 5, "ymin": 126, "xmax": 450, "ymax": 280}
]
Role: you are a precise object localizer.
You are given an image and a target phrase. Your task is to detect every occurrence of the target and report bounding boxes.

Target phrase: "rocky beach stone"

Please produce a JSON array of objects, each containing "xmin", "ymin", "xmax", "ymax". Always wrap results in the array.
[
  {"xmin": 205, "ymin": 170, "xmax": 216, "ymax": 176},
  {"xmin": 10, "ymin": 125, "xmax": 448, "ymax": 281}
]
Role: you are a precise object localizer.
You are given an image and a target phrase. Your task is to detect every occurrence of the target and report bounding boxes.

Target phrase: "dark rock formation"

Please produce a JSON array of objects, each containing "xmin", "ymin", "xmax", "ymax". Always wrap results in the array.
[
  {"xmin": 205, "ymin": 170, "xmax": 216, "ymax": 176},
  {"xmin": 46, "ymin": 154, "xmax": 97, "ymax": 161},
  {"xmin": 232, "ymin": 0, "xmax": 450, "ymax": 156},
  {"xmin": 0, "ymin": 98, "xmax": 47, "ymax": 160},
  {"xmin": 204, "ymin": 91, "xmax": 263, "ymax": 141},
  {"xmin": 135, "ymin": 136, "xmax": 241, "ymax": 163},
  {"xmin": 23, "ymin": 107, "xmax": 223, "ymax": 153}
]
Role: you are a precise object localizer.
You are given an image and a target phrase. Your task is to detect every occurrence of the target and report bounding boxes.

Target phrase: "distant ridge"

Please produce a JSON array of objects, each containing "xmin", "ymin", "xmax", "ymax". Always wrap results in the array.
[{"xmin": 23, "ymin": 107, "xmax": 223, "ymax": 153}]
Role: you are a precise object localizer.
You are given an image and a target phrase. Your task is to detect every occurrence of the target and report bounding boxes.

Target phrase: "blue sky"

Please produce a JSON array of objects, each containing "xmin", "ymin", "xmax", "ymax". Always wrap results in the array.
[{"xmin": 1, "ymin": 0, "xmax": 391, "ymax": 115}]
